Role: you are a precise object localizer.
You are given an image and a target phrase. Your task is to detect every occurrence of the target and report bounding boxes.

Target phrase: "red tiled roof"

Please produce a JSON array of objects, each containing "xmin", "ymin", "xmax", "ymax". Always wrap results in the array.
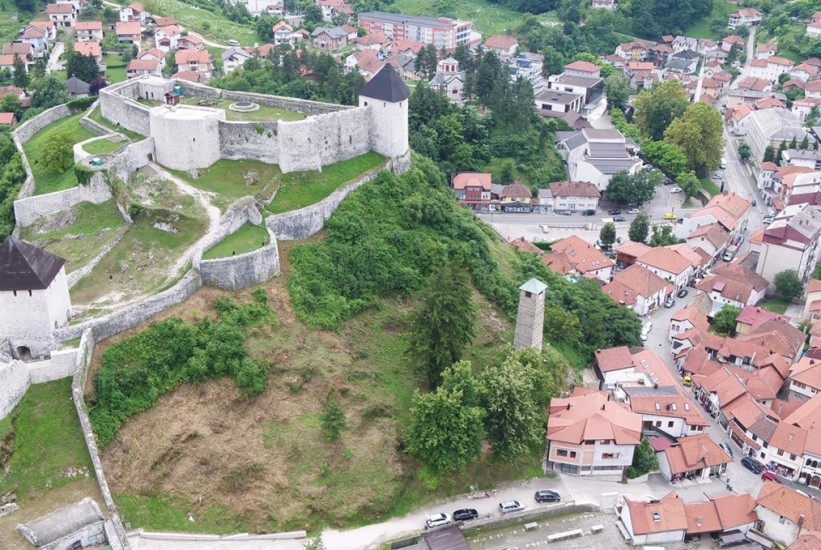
[
  {"xmin": 547, "ymin": 390, "xmax": 641, "ymax": 445},
  {"xmin": 451, "ymin": 172, "xmax": 491, "ymax": 191},
  {"xmin": 625, "ymin": 492, "xmax": 688, "ymax": 535},
  {"xmin": 484, "ymin": 34, "xmax": 518, "ymax": 50}
]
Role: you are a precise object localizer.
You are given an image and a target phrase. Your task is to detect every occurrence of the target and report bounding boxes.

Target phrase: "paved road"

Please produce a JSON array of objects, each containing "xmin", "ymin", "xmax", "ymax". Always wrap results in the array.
[{"xmin": 46, "ymin": 41, "xmax": 64, "ymax": 73}]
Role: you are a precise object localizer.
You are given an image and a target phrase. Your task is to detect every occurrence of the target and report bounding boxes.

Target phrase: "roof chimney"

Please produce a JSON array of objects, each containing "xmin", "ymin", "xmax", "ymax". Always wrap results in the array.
[
  {"xmin": 697, "ymin": 516, "xmax": 702, "ymax": 527},
  {"xmin": 567, "ymin": 403, "xmax": 571, "ymax": 410},
  {"xmin": 602, "ymin": 404, "xmax": 606, "ymax": 410}
]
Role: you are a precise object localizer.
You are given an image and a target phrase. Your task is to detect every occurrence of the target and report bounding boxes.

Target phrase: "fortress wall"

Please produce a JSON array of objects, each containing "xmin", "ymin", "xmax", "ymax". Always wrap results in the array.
[
  {"xmin": 175, "ymin": 80, "xmax": 350, "ymax": 115},
  {"xmin": 219, "ymin": 121, "xmax": 281, "ymax": 164},
  {"xmin": 314, "ymin": 107, "xmax": 372, "ymax": 165},
  {"xmin": 54, "ymin": 270, "xmax": 203, "ymax": 343},
  {"xmin": 99, "ymin": 89, "xmax": 151, "ymax": 137},
  {"xmin": 266, "ymin": 168, "xmax": 384, "ymax": 240},
  {"xmin": 277, "ymin": 118, "xmax": 323, "ymax": 173},
  {"xmin": 0, "ymin": 361, "xmax": 30, "ymax": 420},
  {"xmin": 199, "ymin": 238, "xmax": 280, "ymax": 290},
  {"xmin": 28, "ymin": 348, "xmax": 79, "ymax": 384},
  {"xmin": 13, "ymin": 178, "xmax": 113, "ymax": 227},
  {"xmin": 67, "ymin": 231, "xmax": 127, "ymax": 289},
  {"xmin": 150, "ymin": 107, "xmax": 222, "ymax": 170},
  {"xmin": 12, "ymin": 104, "xmax": 73, "ymax": 202}
]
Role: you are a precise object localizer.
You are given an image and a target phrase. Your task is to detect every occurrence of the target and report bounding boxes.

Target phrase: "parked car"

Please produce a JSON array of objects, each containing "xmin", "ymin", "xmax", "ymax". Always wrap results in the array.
[
  {"xmin": 763, "ymin": 216, "xmax": 774, "ymax": 225},
  {"xmin": 613, "ymin": 215, "xmax": 626, "ymax": 222},
  {"xmin": 453, "ymin": 508, "xmax": 479, "ymax": 521},
  {"xmin": 641, "ymin": 322, "xmax": 652, "ymax": 341},
  {"xmin": 581, "ymin": 209, "xmax": 596, "ymax": 216},
  {"xmin": 741, "ymin": 457, "xmax": 764, "ymax": 474},
  {"xmin": 425, "ymin": 513, "xmax": 452, "ymax": 529},
  {"xmin": 751, "ymin": 199, "xmax": 757, "ymax": 206},
  {"xmin": 677, "ymin": 288, "xmax": 689, "ymax": 298},
  {"xmin": 664, "ymin": 212, "xmax": 677, "ymax": 220},
  {"xmin": 608, "ymin": 209, "xmax": 622, "ymax": 215},
  {"xmin": 627, "ymin": 208, "xmax": 640, "ymax": 214},
  {"xmin": 499, "ymin": 500, "xmax": 524, "ymax": 514},
  {"xmin": 228, "ymin": 39, "xmax": 241, "ymax": 46},
  {"xmin": 670, "ymin": 187, "xmax": 683, "ymax": 194},
  {"xmin": 664, "ymin": 297, "xmax": 675, "ymax": 308},
  {"xmin": 761, "ymin": 471, "xmax": 781, "ymax": 483},
  {"xmin": 712, "ymin": 173, "xmax": 721, "ymax": 179},
  {"xmin": 534, "ymin": 490, "xmax": 561, "ymax": 503},
  {"xmin": 663, "ymin": 178, "xmax": 674, "ymax": 185},
  {"xmin": 557, "ymin": 210, "xmax": 572, "ymax": 216},
  {"xmin": 719, "ymin": 443, "xmax": 734, "ymax": 458}
]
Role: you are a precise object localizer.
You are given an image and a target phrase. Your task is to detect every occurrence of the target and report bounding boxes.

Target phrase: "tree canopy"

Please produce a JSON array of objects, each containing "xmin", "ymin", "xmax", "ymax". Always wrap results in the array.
[
  {"xmin": 606, "ymin": 170, "xmax": 660, "ymax": 205},
  {"xmin": 713, "ymin": 305, "xmax": 741, "ymax": 335},
  {"xmin": 775, "ymin": 270, "xmax": 803, "ymax": 302},
  {"xmin": 633, "ymin": 81, "xmax": 689, "ymax": 141},
  {"xmin": 664, "ymin": 103, "xmax": 724, "ymax": 176},
  {"xmin": 629, "ymin": 212, "xmax": 650, "ymax": 243}
]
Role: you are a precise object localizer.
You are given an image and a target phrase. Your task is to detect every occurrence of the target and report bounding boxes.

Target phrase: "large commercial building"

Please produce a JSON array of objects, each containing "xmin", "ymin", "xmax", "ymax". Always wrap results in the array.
[
  {"xmin": 745, "ymin": 108, "xmax": 809, "ymax": 163},
  {"xmin": 357, "ymin": 12, "xmax": 474, "ymax": 50}
]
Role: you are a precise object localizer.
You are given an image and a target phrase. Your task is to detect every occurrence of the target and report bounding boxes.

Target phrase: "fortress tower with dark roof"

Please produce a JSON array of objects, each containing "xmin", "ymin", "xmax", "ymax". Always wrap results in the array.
[
  {"xmin": 0, "ymin": 238, "xmax": 71, "ymax": 359},
  {"xmin": 358, "ymin": 64, "xmax": 410, "ymax": 162}
]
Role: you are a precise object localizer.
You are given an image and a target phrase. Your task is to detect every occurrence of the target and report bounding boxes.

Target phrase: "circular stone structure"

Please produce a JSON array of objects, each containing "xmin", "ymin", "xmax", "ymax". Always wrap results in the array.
[{"xmin": 229, "ymin": 101, "xmax": 260, "ymax": 113}]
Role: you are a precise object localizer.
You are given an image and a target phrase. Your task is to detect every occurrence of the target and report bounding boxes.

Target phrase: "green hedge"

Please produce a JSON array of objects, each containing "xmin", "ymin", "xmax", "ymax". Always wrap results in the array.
[{"xmin": 88, "ymin": 292, "xmax": 272, "ymax": 446}]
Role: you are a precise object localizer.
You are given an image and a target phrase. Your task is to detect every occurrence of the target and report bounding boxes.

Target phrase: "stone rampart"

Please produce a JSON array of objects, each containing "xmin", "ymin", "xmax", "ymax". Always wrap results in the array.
[
  {"xmin": 13, "ymin": 177, "xmax": 113, "ymax": 227},
  {"xmin": 71, "ymin": 329, "xmax": 130, "ymax": 549},
  {"xmin": 266, "ymin": 167, "xmax": 384, "ymax": 240},
  {"xmin": 175, "ymin": 79, "xmax": 350, "ymax": 115},
  {"xmin": 219, "ymin": 120, "xmax": 281, "ymax": 165},
  {"xmin": 99, "ymin": 88, "xmax": 151, "ymax": 137},
  {"xmin": 54, "ymin": 270, "xmax": 203, "ymax": 343},
  {"xmin": 0, "ymin": 360, "xmax": 30, "ymax": 420},
  {"xmin": 28, "ymin": 348, "xmax": 79, "ymax": 383},
  {"xmin": 199, "ymin": 237, "xmax": 280, "ymax": 290},
  {"xmin": 12, "ymin": 104, "xmax": 73, "ymax": 201}
]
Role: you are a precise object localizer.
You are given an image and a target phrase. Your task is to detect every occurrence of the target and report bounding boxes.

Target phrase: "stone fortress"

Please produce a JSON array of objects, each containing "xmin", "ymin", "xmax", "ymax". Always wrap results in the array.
[
  {"xmin": 99, "ymin": 66, "xmax": 411, "ymax": 174},
  {"xmin": 0, "ymin": 66, "xmax": 411, "ymax": 548}
]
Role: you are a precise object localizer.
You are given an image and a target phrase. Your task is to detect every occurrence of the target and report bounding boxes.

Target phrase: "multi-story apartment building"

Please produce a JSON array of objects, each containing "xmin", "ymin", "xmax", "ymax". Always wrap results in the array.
[
  {"xmin": 357, "ymin": 12, "xmax": 473, "ymax": 50},
  {"xmin": 753, "ymin": 203, "xmax": 821, "ymax": 284}
]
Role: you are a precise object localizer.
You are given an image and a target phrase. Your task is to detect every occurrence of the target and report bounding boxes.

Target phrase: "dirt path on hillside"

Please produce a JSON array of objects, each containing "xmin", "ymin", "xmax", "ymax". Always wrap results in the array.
[{"xmin": 145, "ymin": 163, "xmax": 222, "ymax": 279}]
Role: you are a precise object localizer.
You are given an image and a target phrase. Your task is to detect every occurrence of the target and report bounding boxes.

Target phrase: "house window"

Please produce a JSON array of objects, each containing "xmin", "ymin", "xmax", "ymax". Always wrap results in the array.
[
  {"xmin": 779, "ymin": 516, "xmax": 787, "ymax": 524},
  {"xmin": 791, "ymin": 454, "xmax": 797, "ymax": 460},
  {"xmin": 655, "ymin": 421, "xmax": 661, "ymax": 427},
  {"xmin": 557, "ymin": 449, "xmax": 568, "ymax": 457},
  {"xmin": 667, "ymin": 421, "xmax": 674, "ymax": 428},
  {"xmin": 602, "ymin": 453, "xmax": 618, "ymax": 459},
  {"xmin": 524, "ymin": 291, "xmax": 532, "ymax": 298},
  {"xmin": 778, "ymin": 449, "xmax": 784, "ymax": 457},
  {"xmin": 760, "ymin": 452, "xmax": 766, "ymax": 460}
]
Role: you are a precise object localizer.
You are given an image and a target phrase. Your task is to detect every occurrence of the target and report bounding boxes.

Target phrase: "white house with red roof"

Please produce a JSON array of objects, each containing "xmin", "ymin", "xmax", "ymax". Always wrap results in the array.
[
  {"xmin": 127, "ymin": 58, "xmax": 160, "ymax": 78},
  {"xmin": 115, "ymin": 21, "xmax": 142, "ymax": 45},
  {"xmin": 154, "ymin": 24, "xmax": 182, "ymax": 52},
  {"xmin": 788, "ymin": 356, "xmax": 821, "ymax": 402},
  {"xmin": 657, "ymin": 434, "xmax": 731, "ymax": 482},
  {"xmin": 174, "ymin": 50, "xmax": 213, "ymax": 79},
  {"xmin": 119, "ymin": 2, "xmax": 146, "ymax": 24},
  {"xmin": 46, "ymin": 3, "xmax": 76, "ymax": 29},
  {"xmin": 636, "ymin": 247, "xmax": 694, "ymax": 290},
  {"xmin": 451, "ymin": 172, "xmax": 491, "ymax": 210},
  {"xmin": 756, "ymin": 481, "xmax": 821, "ymax": 544},
  {"xmin": 546, "ymin": 388, "xmax": 642, "ymax": 477},
  {"xmin": 75, "ymin": 21, "xmax": 102, "ymax": 42},
  {"xmin": 483, "ymin": 35, "xmax": 518, "ymax": 59},
  {"xmin": 749, "ymin": 56, "xmax": 795, "ymax": 82},
  {"xmin": 602, "ymin": 264, "xmax": 673, "ymax": 316},
  {"xmin": 728, "ymin": 8, "xmax": 762, "ymax": 28},
  {"xmin": 548, "ymin": 235, "xmax": 614, "ymax": 282},
  {"xmin": 619, "ymin": 492, "xmax": 688, "ymax": 545},
  {"xmin": 674, "ymin": 191, "xmax": 750, "ymax": 239}
]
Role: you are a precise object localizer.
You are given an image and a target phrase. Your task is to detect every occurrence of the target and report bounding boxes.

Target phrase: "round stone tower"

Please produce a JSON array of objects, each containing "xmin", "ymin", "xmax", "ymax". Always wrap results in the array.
[{"xmin": 357, "ymin": 64, "xmax": 409, "ymax": 161}]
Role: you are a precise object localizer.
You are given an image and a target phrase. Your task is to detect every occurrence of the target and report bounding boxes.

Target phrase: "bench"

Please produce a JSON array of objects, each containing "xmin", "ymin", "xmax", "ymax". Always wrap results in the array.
[
  {"xmin": 524, "ymin": 522, "xmax": 538, "ymax": 531},
  {"xmin": 590, "ymin": 524, "xmax": 604, "ymax": 534},
  {"xmin": 547, "ymin": 529, "xmax": 583, "ymax": 542}
]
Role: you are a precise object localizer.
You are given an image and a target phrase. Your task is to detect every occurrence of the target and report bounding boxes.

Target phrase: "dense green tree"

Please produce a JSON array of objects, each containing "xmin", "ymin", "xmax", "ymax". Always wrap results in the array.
[
  {"xmin": 480, "ymin": 353, "xmax": 544, "ymax": 461},
  {"xmin": 626, "ymin": 438, "xmax": 659, "ymax": 479},
  {"xmin": 66, "ymin": 53, "xmax": 101, "ymax": 83},
  {"xmin": 775, "ymin": 269, "xmax": 803, "ymax": 302},
  {"xmin": 801, "ymin": 136, "xmax": 810, "ymax": 150},
  {"xmin": 12, "ymin": 55, "xmax": 28, "ymax": 91},
  {"xmin": 407, "ymin": 262, "xmax": 477, "ymax": 387},
  {"xmin": 629, "ymin": 211, "xmax": 650, "ymax": 243},
  {"xmin": 38, "ymin": 128, "xmax": 73, "ymax": 173},
  {"xmin": 604, "ymin": 72, "xmax": 631, "ymax": 111},
  {"xmin": 415, "ymin": 44, "xmax": 438, "ymax": 81},
  {"xmin": 738, "ymin": 142, "xmax": 752, "ymax": 161},
  {"xmin": 633, "ymin": 81, "xmax": 689, "ymax": 141},
  {"xmin": 676, "ymin": 170, "xmax": 701, "ymax": 198},
  {"xmin": 763, "ymin": 146, "xmax": 776, "ymax": 163},
  {"xmin": 649, "ymin": 225, "xmax": 681, "ymax": 247},
  {"xmin": 320, "ymin": 397, "xmax": 347, "ymax": 442},
  {"xmin": 0, "ymin": 95, "xmax": 23, "ymax": 121},
  {"xmin": 405, "ymin": 362, "xmax": 485, "ymax": 472},
  {"xmin": 599, "ymin": 222, "xmax": 616, "ymax": 250},
  {"xmin": 713, "ymin": 305, "xmax": 741, "ymax": 334},
  {"xmin": 664, "ymin": 103, "xmax": 724, "ymax": 175},
  {"xmin": 606, "ymin": 170, "xmax": 660, "ymax": 205},
  {"xmin": 641, "ymin": 141, "xmax": 688, "ymax": 178}
]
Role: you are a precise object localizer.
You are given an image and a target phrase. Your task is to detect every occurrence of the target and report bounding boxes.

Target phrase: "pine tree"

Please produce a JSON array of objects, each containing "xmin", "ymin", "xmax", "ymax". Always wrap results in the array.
[{"xmin": 12, "ymin": 54, "xmax": 28, "ymax": 91}]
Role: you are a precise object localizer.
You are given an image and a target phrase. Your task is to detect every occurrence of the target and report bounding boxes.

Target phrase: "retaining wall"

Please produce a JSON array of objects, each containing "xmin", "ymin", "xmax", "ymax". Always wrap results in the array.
[
  {"xmin": 12, "ymin": 104, "xmax": 73, "ymax": 201},
  {"xmin": 54, "ymin": 270, "xmax": 203, "ymax": 343},
  {"xmin": 99, "ymin": 87, "xmax": 151, "ymax": 138},
  {"xmin": 71, "ymin": 329, "xmax": 130, "ymax": 549},
  {"xmin": 266, "ymin": 167, "xmax": 384, "ymax": 240},
  {"xmin": 0, "ymin": 361, "xmax": 30, "ymax": 420},
  {"xmin": 28, "ymin": 348, "xmax": 79, "ymax": 383},
  {"xmin": 13, "ymin": 178, "xmax": 113, "ymax": 227},
  {"xmin": 199, "ymin": 239, "xmax": 280, "ymax": 290},
  {"xmin": 67, "ymin": 231, "xmax": 127, "ymax": 289}
]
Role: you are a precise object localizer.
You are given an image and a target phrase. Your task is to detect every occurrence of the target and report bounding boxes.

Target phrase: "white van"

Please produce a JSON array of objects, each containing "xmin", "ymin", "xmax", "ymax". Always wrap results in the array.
[
  {"xmin": 228, "ymin": 39, "xmax": 240, "ymax": 47},
  {"xmin": 641, "ymin": 322, "xmax": 652, "ymax": 341},
  {"xmin": 720, "ymin": 157, "xmax": 727, "ymax": 169}
]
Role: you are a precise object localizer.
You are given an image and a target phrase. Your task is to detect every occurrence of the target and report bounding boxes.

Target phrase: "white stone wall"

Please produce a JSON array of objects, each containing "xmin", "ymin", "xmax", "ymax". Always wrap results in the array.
[
  {"xmin": 0, "ymin": 361, "xmax": 30, "ymax": 420},
  {"xmin": 99, "ymin": 87, "xmax": 151, "ymax": 137},
  {"xmin": 28, "ymin": 348, "xmax": 79, "ymax": 383},
  {"xmin": 219, "ymin": 121, "xmax": 281, "ymax": 165},
  {"xmin": 266, "ymin": 167, "xmax": 384, "ymax": 240},
  {"xmin": 13, "ymin": 178, "xmax": 113, "ymax": 227},
  {"xmin": 150, "ymin": 106, "xmax": 223, "ymax": 170},
  {"xmin": 199, "ymin": 239, "xmax": 280, "ymax": 290},
  {"xmin": 13, "ymin": 105, "xmax": 73, "ymax": 201}
]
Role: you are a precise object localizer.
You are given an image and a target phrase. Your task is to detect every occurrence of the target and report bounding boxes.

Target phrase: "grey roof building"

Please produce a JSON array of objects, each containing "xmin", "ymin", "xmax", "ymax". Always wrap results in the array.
[
  {"xmin": 746, "ymin": 108, "xmax": 809, "ymax": 162},
  {"xmin": 554, "ymin": 128, "xmax": 642, "ymax": 190},
  {"xmin": 359, "ymin": 64, "xmax": 409, "ymax": 102},
  {"xmin": 17, "ymin": 497, "xmax": 106, "ymax": 548},
  {"xmin": 66, "ymin": 76, "xmax": 90, "ymax": 96},
  {"xmin": 0, "ymin": 237, "xmax": 65, "ymax": 291}
]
